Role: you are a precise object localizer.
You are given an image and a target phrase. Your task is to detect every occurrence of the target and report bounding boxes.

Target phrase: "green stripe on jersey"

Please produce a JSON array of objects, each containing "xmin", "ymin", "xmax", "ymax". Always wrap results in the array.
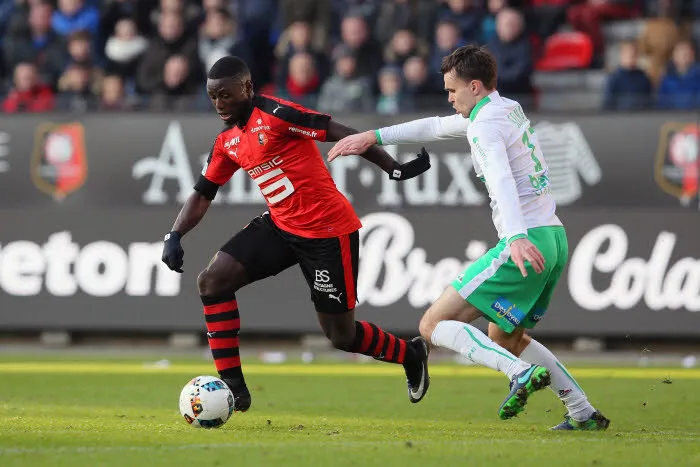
[{"xmin": 469, "ymin": 96, "xmax": 491, "ymax": 121}]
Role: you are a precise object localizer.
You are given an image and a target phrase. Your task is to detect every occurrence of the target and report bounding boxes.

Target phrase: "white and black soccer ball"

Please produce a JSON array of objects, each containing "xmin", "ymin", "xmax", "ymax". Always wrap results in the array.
[{"xmin": 179, "ymin": 376, "xmax": 234, "ymax": 428}]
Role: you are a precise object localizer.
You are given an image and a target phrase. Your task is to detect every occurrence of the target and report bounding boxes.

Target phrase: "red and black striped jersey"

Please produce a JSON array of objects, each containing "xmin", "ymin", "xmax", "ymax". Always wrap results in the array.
[{"xmin": 196, "ymin": 94, "xmax": 361, "ymax": 238}]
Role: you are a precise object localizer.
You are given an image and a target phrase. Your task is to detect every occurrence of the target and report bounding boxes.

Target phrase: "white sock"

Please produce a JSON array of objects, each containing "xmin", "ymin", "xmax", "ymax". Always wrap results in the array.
[
  {"xmin": 431, "ymin": 320, "xmax": 530, "ymax": 379},
  {"xmin": 520, "ymin": 338, "xmax": 596, "ymax": 422}
]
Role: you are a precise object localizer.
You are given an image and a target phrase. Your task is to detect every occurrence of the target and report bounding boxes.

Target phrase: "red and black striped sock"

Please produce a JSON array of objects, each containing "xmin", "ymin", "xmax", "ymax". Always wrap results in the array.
[
  {"xmin": 201, "ymin": 294, "xmax": 244, "ymax": 382},
  {"xmin": 350, "ymin": 321, "xmax": 415, "ymax": 365}
]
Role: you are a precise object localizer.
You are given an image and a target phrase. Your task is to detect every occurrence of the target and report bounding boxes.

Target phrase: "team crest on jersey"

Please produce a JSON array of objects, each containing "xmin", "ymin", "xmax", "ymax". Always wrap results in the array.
[
  {"xmin": 258, "ymin": 132, "xmax": 268, "ymax": 146},
  {"xmin": 30, "ymin": 121, "xmax": 87, "ymax": 201},
  {"xmin": 655, "ymin": 122, "xmax": 699, "ymax": 205}
]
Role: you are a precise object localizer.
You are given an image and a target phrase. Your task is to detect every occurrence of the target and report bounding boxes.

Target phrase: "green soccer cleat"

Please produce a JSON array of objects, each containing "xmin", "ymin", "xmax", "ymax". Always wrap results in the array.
[
  {"xmin": 551, "ymin": 411, "xmax": 611, "ymax": 431},
  {"xmin": 498, "ymin": 365, "xmax": 551, "ymax": 420}
]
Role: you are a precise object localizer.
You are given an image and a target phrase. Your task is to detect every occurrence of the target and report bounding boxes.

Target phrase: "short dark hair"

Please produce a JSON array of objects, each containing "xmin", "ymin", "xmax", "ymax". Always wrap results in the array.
[
  {"xmin": 436, "ymin": 19, "xmax": 459, "ymax": 31},
  {"xmin": 440, "ymin": 45, "xmax": 497, "ymax": 90},
  {"xmin": 211, "ymin": 7, "xmax": 233, "ymax": 21},
  {"xmin": 207, "ymin": 56, "xmax": 250, "ymax": 80},
  {"xmin": 68, "ymin": 29, "xmax": 92, "ymax": 44}
]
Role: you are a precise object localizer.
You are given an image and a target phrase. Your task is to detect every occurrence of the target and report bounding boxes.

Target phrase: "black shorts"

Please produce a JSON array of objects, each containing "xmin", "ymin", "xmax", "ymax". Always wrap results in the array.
[{"xmin": 220, "ymin": 212, "xmax": 359, "ymax": 313}]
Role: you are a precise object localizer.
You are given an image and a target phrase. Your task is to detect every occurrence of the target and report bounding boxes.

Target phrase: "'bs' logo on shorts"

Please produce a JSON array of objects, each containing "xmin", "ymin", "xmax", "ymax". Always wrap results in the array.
[{"xmin": 315, "ymin": 270, "xmax": 330, "ymax": 283}]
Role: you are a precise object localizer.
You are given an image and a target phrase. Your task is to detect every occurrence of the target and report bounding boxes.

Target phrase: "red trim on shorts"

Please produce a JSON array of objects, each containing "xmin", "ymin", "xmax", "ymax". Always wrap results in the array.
[{"xmin": 338, "ymin": 234, "xmax": 356, "ymax": 310}]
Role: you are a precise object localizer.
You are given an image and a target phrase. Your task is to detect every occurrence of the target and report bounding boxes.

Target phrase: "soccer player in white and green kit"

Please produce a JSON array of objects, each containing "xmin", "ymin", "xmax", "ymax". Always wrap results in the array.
[{"xmin": 328, "ymin": 45, "xmax": 609, "ymax": 430}]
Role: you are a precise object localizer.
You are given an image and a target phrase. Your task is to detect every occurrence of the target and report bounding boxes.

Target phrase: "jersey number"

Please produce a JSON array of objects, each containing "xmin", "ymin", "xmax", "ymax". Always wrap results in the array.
[
  {"xmin": 521, "ymin": 127, "xmax": 543, "ymax": 172},
  {"xmin": 252, "ymin": 168, "xmax": 295, "ymax": 204},
  {"xmin": 521, "ymin": 127, "xmax": 549, "ymax": 193}
]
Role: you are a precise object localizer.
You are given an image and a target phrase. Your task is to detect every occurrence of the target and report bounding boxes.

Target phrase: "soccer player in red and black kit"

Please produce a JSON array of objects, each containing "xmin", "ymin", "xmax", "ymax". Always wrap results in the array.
[{"xmin": 161, "ymin": 56, "xmax": 432, "ymax": 411}]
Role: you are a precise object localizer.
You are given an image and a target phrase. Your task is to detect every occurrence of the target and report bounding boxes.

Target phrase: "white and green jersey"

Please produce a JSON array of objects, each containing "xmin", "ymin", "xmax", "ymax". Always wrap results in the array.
[{"xmin": 376, "ymin": 91, "xmax": 561, "ymax": 244}]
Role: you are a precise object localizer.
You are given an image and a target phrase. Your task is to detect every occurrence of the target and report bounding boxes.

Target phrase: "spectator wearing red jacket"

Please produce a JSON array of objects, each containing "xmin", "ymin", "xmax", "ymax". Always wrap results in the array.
[{"xmin": 2, "ymin": 62, "xmax": 55, "ymax": 113}]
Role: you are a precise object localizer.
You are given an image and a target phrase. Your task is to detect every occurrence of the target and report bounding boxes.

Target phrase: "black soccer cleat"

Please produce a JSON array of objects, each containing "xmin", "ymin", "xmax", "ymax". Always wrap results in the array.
[
  {"xmin": 222, "ymin": 377, "xmax": 252, "ymax": 412},
  {"xmin": 403, "ymin": 336, "xmax": 430, "ymax": 403}
]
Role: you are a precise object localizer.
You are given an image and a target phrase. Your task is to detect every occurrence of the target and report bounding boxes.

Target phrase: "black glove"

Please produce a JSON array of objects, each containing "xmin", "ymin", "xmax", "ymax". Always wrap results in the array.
[
  {"xmin": 389, "ymin": 147, "xmax": 431, "ymax": 181},
  {"xmin": 162, "ymin": 231, "xmax": 184, "ymax": 273}
]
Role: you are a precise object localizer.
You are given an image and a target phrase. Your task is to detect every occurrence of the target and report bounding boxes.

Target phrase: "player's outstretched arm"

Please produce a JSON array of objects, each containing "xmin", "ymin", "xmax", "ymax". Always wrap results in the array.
[
  {"xmin": 328, "ymin": 114, "xmax": 469, "ymax": 161},
  {"xmin": 326, "ymin": 121, "xmax": 431, "ymax": 181},
  {"xmin": 161, "ymin": 191, "xmax": 212, "ymax": 273},
  {"xmin": 327, "ymin": 121, "xmax": 396, "ymax": 173}
]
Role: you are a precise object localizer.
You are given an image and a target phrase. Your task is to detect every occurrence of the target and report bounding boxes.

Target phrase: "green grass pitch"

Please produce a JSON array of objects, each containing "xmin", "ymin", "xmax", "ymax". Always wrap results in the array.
[{"xmin": 1, "ymin": 358, "xmax": 699, "ymax": 467}]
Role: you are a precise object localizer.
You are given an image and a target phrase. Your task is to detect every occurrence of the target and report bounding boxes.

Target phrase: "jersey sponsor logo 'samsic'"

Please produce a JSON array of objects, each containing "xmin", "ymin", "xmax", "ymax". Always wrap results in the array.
[
  {"xmin": 247, "ymin": 156, "xmax": 283, "ymax": 178},
  {"xmin": 247, "ymin": 156, "xmax": 295, "ymax": 205},
  {"xmin": 288, "ymin": 126, "xmax": 317, "ymax": 138}
]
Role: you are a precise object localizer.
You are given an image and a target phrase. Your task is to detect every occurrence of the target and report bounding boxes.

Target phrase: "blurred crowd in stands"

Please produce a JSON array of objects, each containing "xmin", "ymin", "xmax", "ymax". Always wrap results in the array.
[{"xmin": 1, "ymin": 0, "xmax": 699, "ymax": 114}]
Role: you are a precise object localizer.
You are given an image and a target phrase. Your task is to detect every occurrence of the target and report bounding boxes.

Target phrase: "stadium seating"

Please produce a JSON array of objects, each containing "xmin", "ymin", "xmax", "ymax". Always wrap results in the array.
[{"xmin": 535, "ymin": 32, "xmax": 594, "ymax": 71}]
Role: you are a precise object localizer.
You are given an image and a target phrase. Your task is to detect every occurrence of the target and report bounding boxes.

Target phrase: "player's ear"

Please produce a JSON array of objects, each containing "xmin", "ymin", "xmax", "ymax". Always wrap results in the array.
[{"xmin": 243, "ymin": 79, "xmax": 254, "ymax": 98}]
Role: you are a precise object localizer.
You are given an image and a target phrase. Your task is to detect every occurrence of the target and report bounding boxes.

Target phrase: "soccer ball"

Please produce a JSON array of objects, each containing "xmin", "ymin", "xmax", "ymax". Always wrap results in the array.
[{"xmin": 179, "ymin": 376, "xmax": 234, "ymax": 428}]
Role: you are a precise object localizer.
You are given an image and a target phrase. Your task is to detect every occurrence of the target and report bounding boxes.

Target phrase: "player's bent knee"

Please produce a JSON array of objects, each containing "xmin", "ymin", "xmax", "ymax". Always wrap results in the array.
[
  {"xmin": 197, "ymin": 268, "xmax": 235, "ymax": 297},
  {"xmin": 196, "ymin": 269, "xmax": 215, "ymax": 296}
]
